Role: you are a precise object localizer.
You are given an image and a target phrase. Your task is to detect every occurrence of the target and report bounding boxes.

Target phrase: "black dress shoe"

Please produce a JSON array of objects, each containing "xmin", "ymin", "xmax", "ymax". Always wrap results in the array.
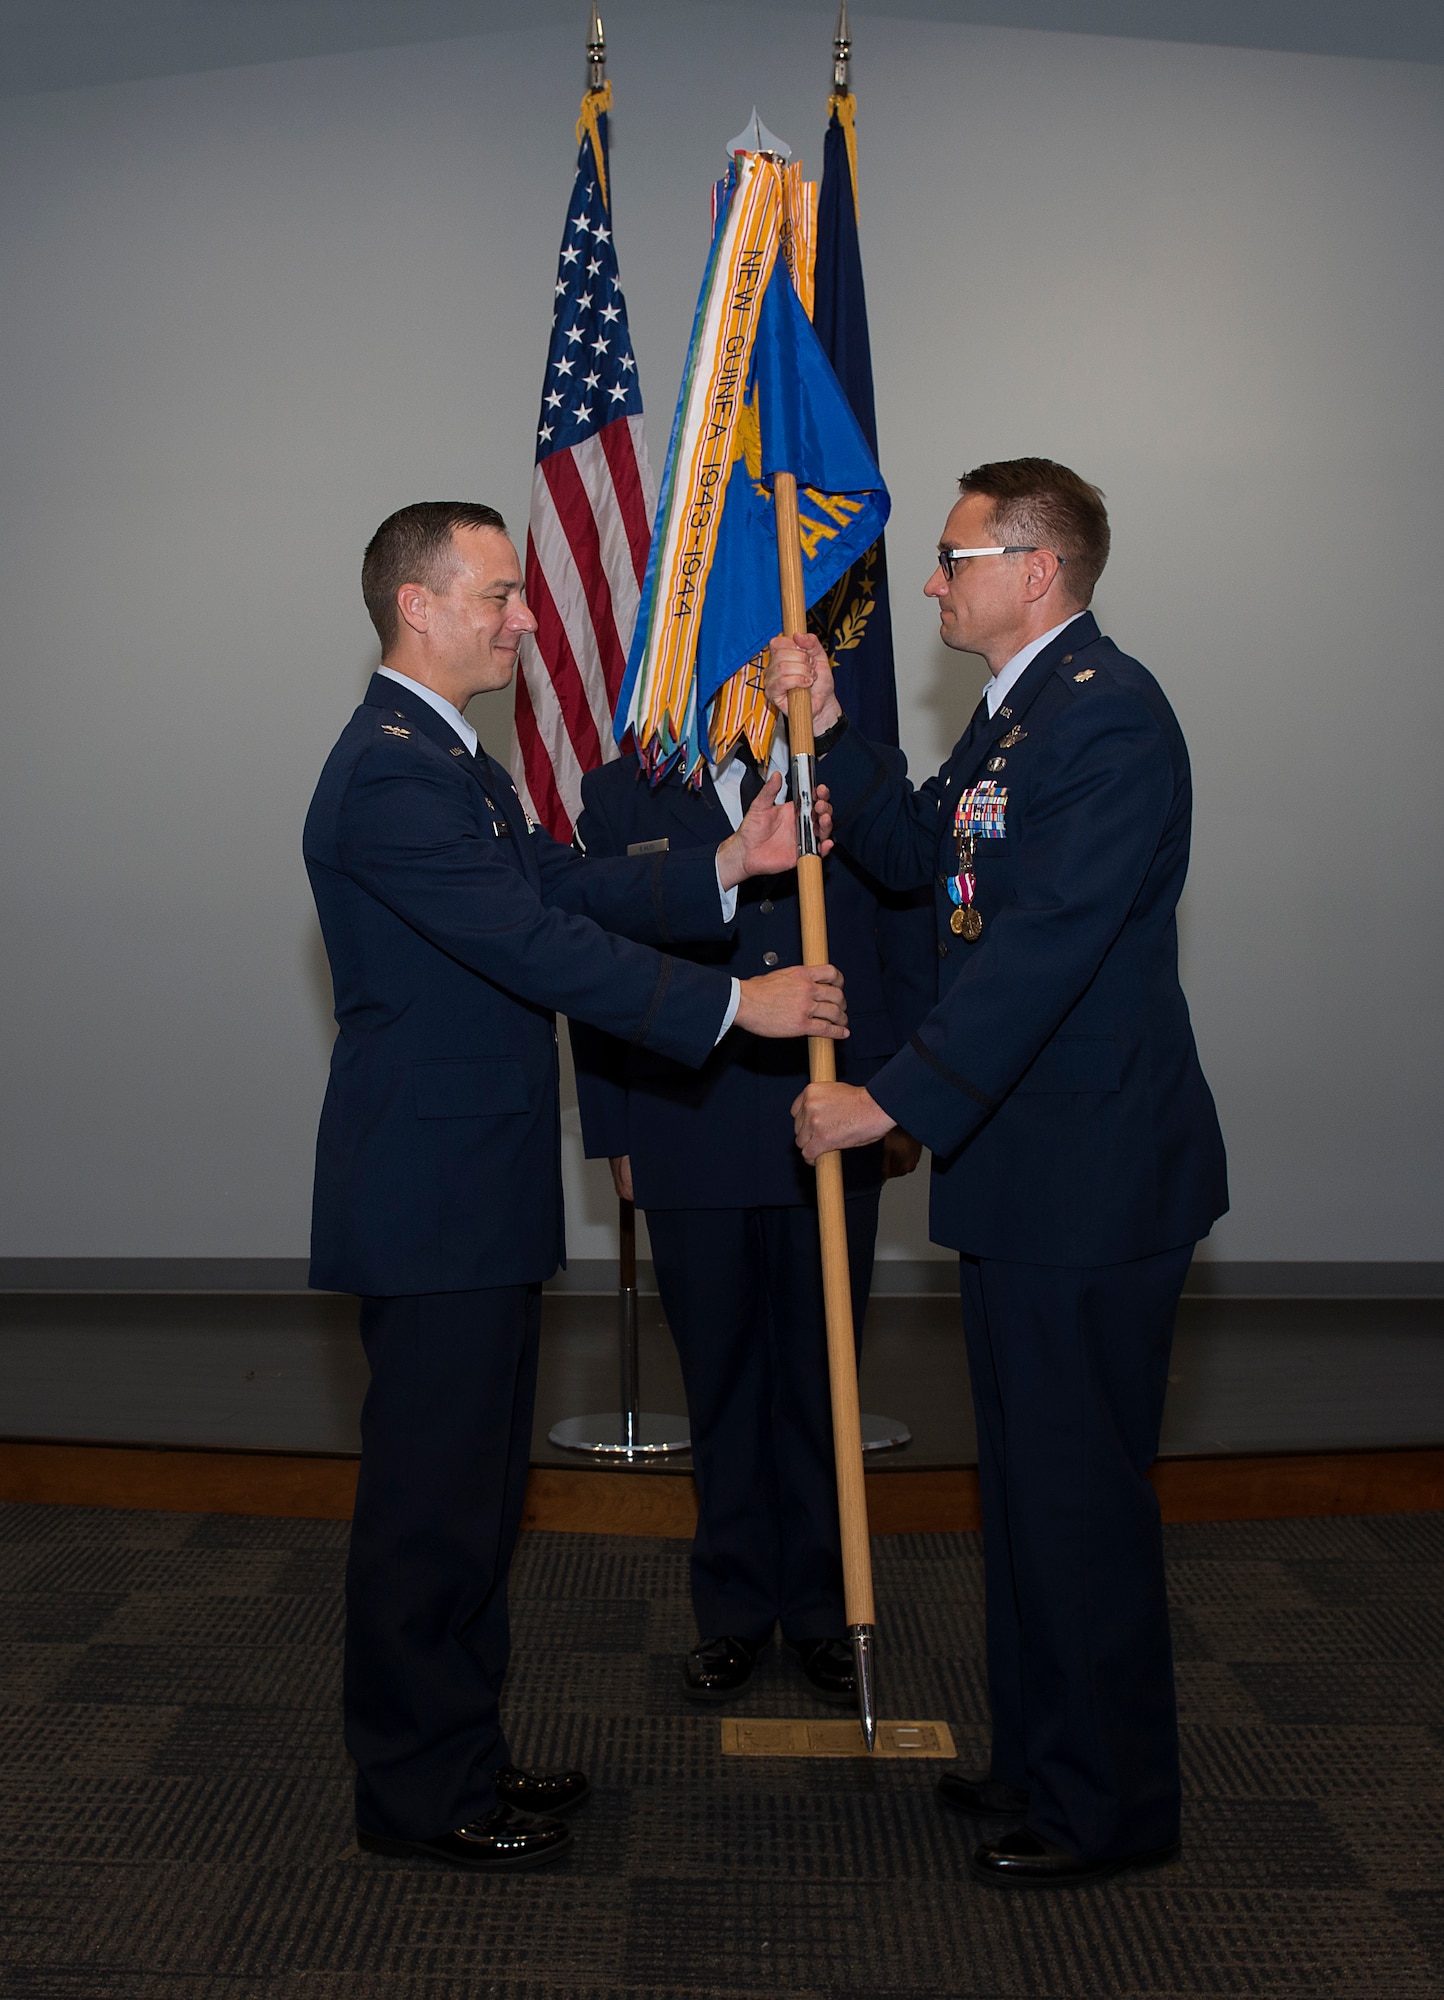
[
  {"xmin": 790, "ymin": 1637, "xmax": 857, "ymax": 1706},
  {"xmin": 682, "ymin": 1635, "xmax": 759, "ymax": 1700},
  {"xmin": 969, "ymin": 1824, "xmax": 1180, "ymax": 1889},
  {"xmin": 937, "ymin": 1769, "xmax": 1029, "ymax": 1818},
  {"xmin": 357, "ymin": 1802, "xmax": 572, "ymax": 1872},
  {"xmin": 495, "ymin": 1763, "xmax": 590, "ymax": 1815}
]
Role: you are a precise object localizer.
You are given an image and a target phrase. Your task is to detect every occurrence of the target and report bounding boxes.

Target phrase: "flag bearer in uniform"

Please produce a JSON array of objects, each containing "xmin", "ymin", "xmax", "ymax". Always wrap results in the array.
[
  {"xmin": 770, "ymin": 458, "xmax": 1227, "ymax": 1889},
  {"xmin": 571, "ymin": 731, "xmax": 930, "ymax": 1705}
]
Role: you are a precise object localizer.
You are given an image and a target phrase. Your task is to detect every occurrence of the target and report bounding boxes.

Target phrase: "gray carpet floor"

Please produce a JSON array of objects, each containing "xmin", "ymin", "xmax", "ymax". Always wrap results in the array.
[{"xmin": 0, "ymin": 1502, "xmax": 1441, "ymax": 1998}]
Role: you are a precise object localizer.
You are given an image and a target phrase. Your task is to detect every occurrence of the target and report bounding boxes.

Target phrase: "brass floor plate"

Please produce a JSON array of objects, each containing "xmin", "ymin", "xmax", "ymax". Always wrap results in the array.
[{"xmin": 719, "ymin": 1718, "xmax": 956, "ymax": 1759}]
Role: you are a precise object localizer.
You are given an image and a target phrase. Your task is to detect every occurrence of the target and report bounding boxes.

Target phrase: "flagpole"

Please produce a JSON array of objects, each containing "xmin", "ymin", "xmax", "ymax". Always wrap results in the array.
[
  {"xmin": 775, "ymin": 467, "xmax": 877, "ymax": 1750},
  {"xmin": 546, "ymin": 2, "xmax": 689, "ymax": 1464},
  {"xmin": 807, "ymin": 1, "xmax": 878, "ymax": 1745}
]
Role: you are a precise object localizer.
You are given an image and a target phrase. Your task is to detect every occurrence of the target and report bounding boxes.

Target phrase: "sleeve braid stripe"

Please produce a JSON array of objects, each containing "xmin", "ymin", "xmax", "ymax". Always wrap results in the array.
[
  {"xmin": 632, "ymin": 953, "xmax": 675, "ymax": 1049},
  {"xmin": 907, "ymin": 1033, "xmax": 1000, "ymax": 1111}
]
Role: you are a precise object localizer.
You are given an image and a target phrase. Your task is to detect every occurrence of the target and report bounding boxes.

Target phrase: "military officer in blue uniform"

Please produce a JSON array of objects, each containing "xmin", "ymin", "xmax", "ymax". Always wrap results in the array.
[
  {"xmin": 769, "ymin": 458, "xmax": 1228, "ymax": 1890},
  {"xmin": 570, "ymin": 729, "xmax": 931, "ymax": 1705},
  {"xmin": 305, "ymin": 502, "xmax": 849, "ymax": 1873}
]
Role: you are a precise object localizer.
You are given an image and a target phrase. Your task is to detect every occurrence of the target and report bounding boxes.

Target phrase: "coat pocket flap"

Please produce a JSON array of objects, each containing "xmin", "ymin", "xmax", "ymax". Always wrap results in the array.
[{"xmin": 413, "ymin": 1058, "xmax": 529, "ymax": 1119}]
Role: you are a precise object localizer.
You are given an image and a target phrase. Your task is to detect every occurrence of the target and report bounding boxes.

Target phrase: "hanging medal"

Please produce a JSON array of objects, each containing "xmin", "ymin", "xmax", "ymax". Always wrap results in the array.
[
  {"xmin": 947, "ymin": 779, "xmax": 1007, "ymax": 939},
  {"xmin": 947, "ymin": 803, "xmax": 983, "ymax": 940}
]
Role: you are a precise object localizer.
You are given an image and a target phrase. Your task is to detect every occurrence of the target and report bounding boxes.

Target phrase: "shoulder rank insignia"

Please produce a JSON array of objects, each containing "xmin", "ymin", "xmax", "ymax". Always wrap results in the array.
[
  {"xmin": 1073, "ymin": 668, "xmax": 1095, "ymax": 683},
  {"xmin": 998, "ymin": 726, "xmax": 1027, "ymax": 749},
  {"xmin": 381, "ymin": 723, "xmax": 410, "ymax": 738}
]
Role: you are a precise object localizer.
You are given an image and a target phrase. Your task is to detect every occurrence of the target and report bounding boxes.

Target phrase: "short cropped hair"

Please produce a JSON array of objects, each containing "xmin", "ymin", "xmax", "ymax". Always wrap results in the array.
[
  {"xmin": 957, "ymin": 458, "xmax": 1110, "ymax": 606},
  {"xmin": 362, "ymin": 502, "xmax": 508, "ymax": 650}
]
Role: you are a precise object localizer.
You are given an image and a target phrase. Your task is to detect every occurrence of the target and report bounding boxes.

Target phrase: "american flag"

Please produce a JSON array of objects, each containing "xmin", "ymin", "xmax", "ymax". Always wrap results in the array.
[{"xmin": 511, "ymin": 102, "xmax": 654, "ymax": 841}]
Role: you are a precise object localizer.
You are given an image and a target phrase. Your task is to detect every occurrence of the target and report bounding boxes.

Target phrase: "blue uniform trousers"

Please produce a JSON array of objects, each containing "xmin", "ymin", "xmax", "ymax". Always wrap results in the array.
[
  {"xmin": 345, "ymin": 1284, "xmax": 541, "ymax": 1840},
  {"xmin": 647, "ymin": 1191, "xmax": 879, "ymax": 1646},
  {"xmin": 959, "ymin": 1245, "xmax": 1193, "ymax": 1861}
]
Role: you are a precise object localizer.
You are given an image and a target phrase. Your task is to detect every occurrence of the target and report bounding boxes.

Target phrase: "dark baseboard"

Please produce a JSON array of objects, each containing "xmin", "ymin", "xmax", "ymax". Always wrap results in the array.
[
  {"xmin": 0, "ymin": 1438, "xmax": 1439, "ymax": 1531},
  {"xmin": 0, "ymin": 1258, "xmax": 316, "ymax": 1293},
  {"xmin": 3, "ymin": 1257, "xmax": 1443, "ymax": 1298}
]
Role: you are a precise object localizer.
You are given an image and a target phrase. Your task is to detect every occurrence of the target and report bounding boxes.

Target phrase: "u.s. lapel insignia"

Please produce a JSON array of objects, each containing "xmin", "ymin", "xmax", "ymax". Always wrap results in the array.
[
  {"xmin": 998, "ymin": 726, "xmax": 1027, "ymax": 749},
  {"xmin": 381, "ymin": 723, "xmax": 410, "ymax": 738},
  {"xmin": 997, "ymin": 706, "xmax": 1012, "ymax": 720},
  {"xmin": 449, "ymin": 745, "xmax": 465, "ymax": 755},
  {"xmin": 1073, "ymin": 668, "xmax": 1096, "ymax": 683},
  {"xmin": 987, "ymin": 756, "xmax": 1006, "ymax": 772}
]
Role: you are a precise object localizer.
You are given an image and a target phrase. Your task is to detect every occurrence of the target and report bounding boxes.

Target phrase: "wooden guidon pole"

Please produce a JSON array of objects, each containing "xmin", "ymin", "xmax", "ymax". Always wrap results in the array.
[{"xmin": 773, "ymin": 469, "xmax": 877, "ymax": 1748}]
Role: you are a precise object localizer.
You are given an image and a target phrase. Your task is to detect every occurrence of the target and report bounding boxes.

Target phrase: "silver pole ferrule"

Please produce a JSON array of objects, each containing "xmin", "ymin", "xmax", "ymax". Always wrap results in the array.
[{"xmin": 791, "ymin": 752, "xmax": 820, "ymax": 858}]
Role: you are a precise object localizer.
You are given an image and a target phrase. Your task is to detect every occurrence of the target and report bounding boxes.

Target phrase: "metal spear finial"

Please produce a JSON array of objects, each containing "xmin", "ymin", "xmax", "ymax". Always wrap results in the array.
[
  {"xmin": 832, "ymin": 0, "xmax": 851, "ymax": 93},
  {"xmin": 851, "ymin": 1622, "xmax": 876, "ymax": 1751},
  {"xmin": 587, "ymin": 2, "xmax": 606, "ymax": 91}
]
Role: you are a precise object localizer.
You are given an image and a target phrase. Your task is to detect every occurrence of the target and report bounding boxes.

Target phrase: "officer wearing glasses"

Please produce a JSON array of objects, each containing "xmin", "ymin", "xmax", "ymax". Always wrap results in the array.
[{"xmin": 767, "ymin": 457, "xmax": 1227, "ymax": 1891}]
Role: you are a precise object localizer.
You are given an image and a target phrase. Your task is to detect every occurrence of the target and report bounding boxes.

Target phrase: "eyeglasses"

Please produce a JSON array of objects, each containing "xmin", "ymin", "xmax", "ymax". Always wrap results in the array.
[{"xmin": 935, "ymin": 545, "xmax": 1066, "ymax": 580}]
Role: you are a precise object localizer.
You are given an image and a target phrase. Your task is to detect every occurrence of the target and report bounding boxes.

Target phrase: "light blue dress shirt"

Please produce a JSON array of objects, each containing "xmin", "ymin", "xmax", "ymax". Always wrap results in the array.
[{"xmin": 984, "ymin": 611, "xmax": 1088, "ymax": 716}]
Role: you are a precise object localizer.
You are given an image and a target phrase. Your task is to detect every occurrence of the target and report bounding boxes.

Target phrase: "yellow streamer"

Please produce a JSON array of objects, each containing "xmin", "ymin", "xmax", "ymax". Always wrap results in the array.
[
  {"xmin": 628, "ymin": 154, "xmax": 783, "ymax": 766},
  {"xmin": 708, "ymin": 652, "xmax": 778, "ymax": 769},
  {"xmin": 779, "ymin": 160, "xmax": 818, "ymax": 323},
  {"xmin": 706, "ymin": 156, "xmax": 819, "ymax": 765}
]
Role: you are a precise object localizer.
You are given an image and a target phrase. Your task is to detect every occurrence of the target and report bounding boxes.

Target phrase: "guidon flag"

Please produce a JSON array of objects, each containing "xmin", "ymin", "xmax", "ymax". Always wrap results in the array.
[{"xmin": 614, "ymin": 128, "xmax": 890, "ymax": 784}]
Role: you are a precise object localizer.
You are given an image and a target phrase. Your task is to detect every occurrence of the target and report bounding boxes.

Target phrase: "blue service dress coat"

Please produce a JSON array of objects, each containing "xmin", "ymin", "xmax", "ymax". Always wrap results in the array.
[
  {"xmin": 822, "ymin": 612, "xmax": 1227, "ymax": 1262},
  {"xmin": 568, "ymin": 748, "xmax": 934, "ymax": 1645},
  {"xmin": 303, "ymin": 673, "xmax": 742, "ymax": 1841},
  {"xmin": 304, "ymin": 676, "xmax": 736, "ymax": 1297},
  {"xmin": 818, "ymin": 611, "xmax": 1228, "ymax": 1862},
  {"xmin": 569, "ymin": 749, "xmax": 933, "ymax": 1206}
]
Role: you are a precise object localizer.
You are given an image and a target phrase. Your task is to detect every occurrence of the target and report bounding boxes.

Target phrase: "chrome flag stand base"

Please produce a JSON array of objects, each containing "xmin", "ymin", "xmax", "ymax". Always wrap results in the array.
[
  {"xmin": 850, "ymin": 1623, "xmax": 877, "ymax": 1750},
  {"xmin": 860, "ymin": 1414, "xmax": 910, "ymax": 1452},
  {"xmin": 548, "ymin": 1198, "xmax": 691, "ymax": 1459},
  {"xmin": 548, "ymin": 1412, "xmax": 690, "ymax": 1457}
]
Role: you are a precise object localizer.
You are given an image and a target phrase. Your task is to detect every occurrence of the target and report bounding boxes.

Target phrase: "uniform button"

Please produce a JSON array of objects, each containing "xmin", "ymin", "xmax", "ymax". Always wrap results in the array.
[
  {"xmin": 759, "ymin": 898, "xmax": 774, "ymax": 915},
  {"xmin": 937, "ymin": 941, "xmax": 949, "ymax": 958},
  {"xmin": 762, "ymin": 950, "xmax": 779, "ymax": 967}
]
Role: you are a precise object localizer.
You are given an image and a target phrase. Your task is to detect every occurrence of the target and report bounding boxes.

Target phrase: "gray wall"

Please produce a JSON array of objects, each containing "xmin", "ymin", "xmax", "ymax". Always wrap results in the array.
[{"xmin": 0, "ymin": 9, "xmax": 1440, "ymax": 1264}]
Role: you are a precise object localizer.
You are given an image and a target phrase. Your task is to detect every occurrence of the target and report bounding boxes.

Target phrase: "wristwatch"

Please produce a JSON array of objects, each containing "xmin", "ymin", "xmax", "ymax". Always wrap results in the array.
[{"xmin": 813, "ymin": 712, "xmax": 850, "ymax": 756}]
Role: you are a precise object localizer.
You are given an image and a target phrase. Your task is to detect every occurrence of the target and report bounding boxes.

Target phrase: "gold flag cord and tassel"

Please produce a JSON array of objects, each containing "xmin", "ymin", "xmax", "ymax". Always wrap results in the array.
[{"xmin": 576, "ymin": 78, "xmax": 613, "ymax": 209}]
